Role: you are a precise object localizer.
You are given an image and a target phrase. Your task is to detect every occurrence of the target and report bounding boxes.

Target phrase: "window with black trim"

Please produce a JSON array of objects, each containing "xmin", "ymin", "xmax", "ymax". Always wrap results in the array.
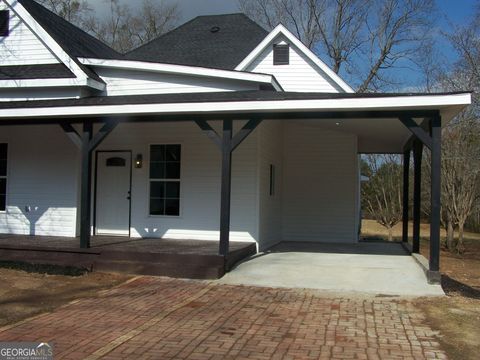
[
  {"xmin": 0, "ymin": 144, "xmax": 7, "ymax": 211},
  {"xmin": 273, "ymin": 44, "xmax": 289, "ymax": 65},
  {"xmin": 0, "ymin": 10, "xmax": 10, "ymax": 37},
  {"xmin": 149, "ymin": 144, "xmax": 181, "ymax": 216}
]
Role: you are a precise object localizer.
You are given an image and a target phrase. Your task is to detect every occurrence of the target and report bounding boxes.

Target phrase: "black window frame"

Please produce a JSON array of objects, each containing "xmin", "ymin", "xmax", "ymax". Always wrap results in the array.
[
  {"xmin": 0, "ymin": 10, "xmax": 10, "ymax": 37},
  {"xmin": 0, "ymin": 143, "xmax": 7, "ymax": 211},
  {"xmin": 273, "ymin": 44, "xmax": 289, "ymax": 65},
  {"xmin": 149, "ymin": 144, "xmax": 181, "ymax": 216}
]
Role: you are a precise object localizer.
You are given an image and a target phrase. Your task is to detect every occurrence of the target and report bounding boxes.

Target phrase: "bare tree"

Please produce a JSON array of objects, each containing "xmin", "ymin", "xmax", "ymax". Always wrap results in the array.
[
  {"xmin": 37, "ymin": 0, "xmax": 91, "ymax": 26},
  {"xmin": 238, "ymin": 0, "xmax": 434, "ymax": 91},
  {"xmin": 434, "ymin": 5, "xmax": 480, "ymax": 253},
  {"xmin": 361, "ymin": 154, "xmax": 403, "ymax": 241},
  {"xmin": 38, "ymin": 0, "xmax": 180, "ymax": 53}
]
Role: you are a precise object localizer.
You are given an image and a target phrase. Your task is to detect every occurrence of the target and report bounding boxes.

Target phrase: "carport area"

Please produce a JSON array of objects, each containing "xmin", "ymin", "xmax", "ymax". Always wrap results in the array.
[{"xmin": 218, "ymin": 242, "xmax": 444, "ymax": 296}]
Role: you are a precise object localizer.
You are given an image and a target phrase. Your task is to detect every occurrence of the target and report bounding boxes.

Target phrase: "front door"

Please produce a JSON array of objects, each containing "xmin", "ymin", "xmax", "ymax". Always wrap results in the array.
[{"xmin": 95, "ymin": 151, "xmax": 131, "ymax": 236}]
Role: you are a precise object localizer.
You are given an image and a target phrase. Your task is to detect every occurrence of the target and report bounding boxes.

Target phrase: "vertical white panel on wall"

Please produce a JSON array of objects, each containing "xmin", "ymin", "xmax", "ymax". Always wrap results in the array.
[{"xmin": 282, "ymin": 121, "xmax": 359, "ymax": 243}]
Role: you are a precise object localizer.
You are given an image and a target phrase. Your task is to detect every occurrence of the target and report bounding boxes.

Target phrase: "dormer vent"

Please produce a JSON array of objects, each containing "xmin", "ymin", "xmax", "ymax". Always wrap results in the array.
[{"xmin": 273, "ymin": 44, "xmax": 289, "ymax": 65}]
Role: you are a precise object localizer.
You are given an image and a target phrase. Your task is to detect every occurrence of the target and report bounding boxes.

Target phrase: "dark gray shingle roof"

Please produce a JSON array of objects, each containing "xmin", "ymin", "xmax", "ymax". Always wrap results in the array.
[
  {"xmin": 126, "ymin": 13, "xmax": 268, "ymax": 70},
  {"xmin": 20, "ymin": 0, "xmax": 120, "ymax": 60},
  {"xmin": 0, "ymin": 64, "xmax": 75, "ymax": 79}
]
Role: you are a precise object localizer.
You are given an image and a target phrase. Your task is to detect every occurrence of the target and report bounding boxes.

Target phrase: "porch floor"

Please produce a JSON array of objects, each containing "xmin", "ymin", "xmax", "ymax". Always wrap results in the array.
[
  {"xmin": 0, "ymin": 234, "xmax": 252, "ymax": 254},
  {"xmin": 218, "ymin": 241, "xmax": 445, "ymax": 296},
  {"xmin": 0, "ymin": 235, "xmax": 256, "ymax": 279}
]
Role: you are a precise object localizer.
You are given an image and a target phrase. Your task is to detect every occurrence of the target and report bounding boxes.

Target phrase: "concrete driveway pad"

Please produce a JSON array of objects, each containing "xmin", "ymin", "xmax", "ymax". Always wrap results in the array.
[
  {"xmin": 0, "ymin": 276, "xmax": 446, "ymax": 359},
  {"xmin": 220, "ymin": 242, "xmax": 444, "ymax": 296}
]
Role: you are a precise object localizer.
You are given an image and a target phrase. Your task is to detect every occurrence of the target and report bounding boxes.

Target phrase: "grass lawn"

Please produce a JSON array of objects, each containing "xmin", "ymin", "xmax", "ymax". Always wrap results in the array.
[
  {"xmin": 0, "ymin": 263, "xmax": 131, "ymax": 327},
  {"xmin": 362, "ymin": 219, "xmax": 480, "ymax": 360}
]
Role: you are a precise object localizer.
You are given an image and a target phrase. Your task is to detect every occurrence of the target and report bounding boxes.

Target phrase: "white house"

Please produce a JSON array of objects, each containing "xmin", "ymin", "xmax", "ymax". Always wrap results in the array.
[{"xmin": 0, "ymin": 0, "xmax": 471, "ymax": 280}]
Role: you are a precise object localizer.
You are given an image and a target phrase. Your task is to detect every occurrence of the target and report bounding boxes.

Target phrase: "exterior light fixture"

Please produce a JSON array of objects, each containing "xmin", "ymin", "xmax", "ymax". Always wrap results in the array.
[{"xmin": 134, "ymin": 154, "xmax": 143, "ymax": 168}]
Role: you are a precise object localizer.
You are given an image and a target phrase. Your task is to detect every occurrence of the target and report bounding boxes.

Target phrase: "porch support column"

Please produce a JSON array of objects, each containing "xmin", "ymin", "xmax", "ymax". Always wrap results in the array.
[
  {"xmin": 429, "ymin": 115, "xmax": 442, "ymax": 278},
  {"xmin": 79, "ymin": 121, "xmax": 93, "ymax": 249},
  {"xmin": 412, "ymin": 140, "xmax": 423, "ymax": 254},
  {"xmin": 402, "ymin": 147, "xmax": 411, "ymax": 244},
  {"xmin": 195, "ymin": 118, "xmax": 262, "ymax": 256},
  {"xmin": 60, "ymin": 120, "xmax": 119, "ymax": 248},
  {"xmin": 219, "ymin": 120, "xmax": 233, "ymax": 256}
]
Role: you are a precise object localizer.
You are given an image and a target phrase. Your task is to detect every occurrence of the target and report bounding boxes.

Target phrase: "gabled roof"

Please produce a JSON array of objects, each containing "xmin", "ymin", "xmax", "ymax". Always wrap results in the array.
[
  {"xmin": 126, "ymin": 13, "xmax": 268, "ymax": 70},
  {"xmin": 18, "ymin": 0, "xmax": 120, "ymax": 60},
  {"xmin": 236, "ymin": 24, "xmax": 354, "ymax": 93}
]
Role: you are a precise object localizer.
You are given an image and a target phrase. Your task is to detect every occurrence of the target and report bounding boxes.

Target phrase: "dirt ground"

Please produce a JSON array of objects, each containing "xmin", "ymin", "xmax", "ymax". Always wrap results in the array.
[
  {"xmin": 0, "ymin": 267, "xmax": 130, "ymax": 327},
  {"xmin": 362, "ymin": 219, "xmax": 480, "ymax": 360}
]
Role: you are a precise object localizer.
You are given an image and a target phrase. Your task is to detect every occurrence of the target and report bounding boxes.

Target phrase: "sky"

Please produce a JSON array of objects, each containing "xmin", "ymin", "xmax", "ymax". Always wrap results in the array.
[{"xmin": 86, "ymin": 0, "xmax": 477, "ymax": 89}]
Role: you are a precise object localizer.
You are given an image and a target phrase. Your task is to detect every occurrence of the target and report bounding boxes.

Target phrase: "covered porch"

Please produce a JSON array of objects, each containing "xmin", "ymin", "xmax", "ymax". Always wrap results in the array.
[{"xmin": 0, "ymin": 91, "xmax": 471, "ymax": 283}]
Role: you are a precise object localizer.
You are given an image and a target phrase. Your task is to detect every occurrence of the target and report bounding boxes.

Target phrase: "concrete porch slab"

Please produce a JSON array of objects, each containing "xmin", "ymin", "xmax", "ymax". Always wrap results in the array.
[{"xmin": 218, "ymin": 242, "xmax": 445, "ymax": 297}]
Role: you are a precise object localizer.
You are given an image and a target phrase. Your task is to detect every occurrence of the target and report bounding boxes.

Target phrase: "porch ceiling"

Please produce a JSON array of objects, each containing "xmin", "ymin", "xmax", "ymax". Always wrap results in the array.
[{"xmin": 294, "ymin": 117, "xmax": 413, "ymax": 153}]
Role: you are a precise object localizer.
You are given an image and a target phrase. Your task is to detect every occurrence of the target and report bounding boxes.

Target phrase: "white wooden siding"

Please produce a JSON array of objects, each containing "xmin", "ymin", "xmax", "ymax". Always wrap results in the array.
[
  {"xmin": 96, "ymin": 121, "xmax": 259, "ymax": 243},
  {"xmin": 281, "ymin": 121, "xmax": 359, "ymax": 242},
  {"xmin": 0, "ymin": 125, "xmax": 78, "ymax": 237},
  {"xmin": 0, "ymin": 120, "xmax": 360, "ymax": 245},
  {"xmin": 0, "ymin": 1, "xmax": 59, "ymax": 65},
  {"xmin": 95, "ymin": 68, "xmax": 260, "ymax": 96},
  {"xmin": 246, "ymin": 35, "xmax": 341, "ymax": 92},
  {"xmin": 257, "ymin": 120, "xmax": 283, "ymax": 250}
]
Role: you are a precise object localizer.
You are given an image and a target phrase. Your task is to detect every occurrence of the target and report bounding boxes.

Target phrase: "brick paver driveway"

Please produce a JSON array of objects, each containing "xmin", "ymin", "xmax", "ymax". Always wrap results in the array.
[{"xmin": 0, "ymin": 277, "xmax": 446, "ymax": 359}]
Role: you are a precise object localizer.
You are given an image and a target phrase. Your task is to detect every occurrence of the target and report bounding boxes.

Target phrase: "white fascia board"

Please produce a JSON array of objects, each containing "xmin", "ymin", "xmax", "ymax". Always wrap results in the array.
[
  {"xmin": 235, "ymin": 24, "xmax": 355, "ymax": 93},
  {"xmin": 79, "ymin": 58, "xmax": 283, "ymax": 91},
  {"xmin": 4, "ymin": 0, "xmax": 104, "ymax": 91},
  {"xmin": 0, "ymin": 93, "xmax": 471, "ymax": 119}
]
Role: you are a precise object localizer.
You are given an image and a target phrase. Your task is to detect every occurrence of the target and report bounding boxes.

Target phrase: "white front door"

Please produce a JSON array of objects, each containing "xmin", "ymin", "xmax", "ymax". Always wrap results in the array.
[{"xmin": 95, "ymin": 151, "xmax": 131, "ymax": 236}]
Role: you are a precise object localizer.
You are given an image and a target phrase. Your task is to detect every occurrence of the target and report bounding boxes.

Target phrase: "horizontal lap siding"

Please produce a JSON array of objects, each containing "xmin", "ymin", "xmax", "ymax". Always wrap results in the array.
[
  {"xmin": 282, "ymin": 121, "xmax": 358, "ymax": 243},
  {"xmin": 0, "ymin": 125, "xmax": 78, "ymax": 237},
  {"xmin": 96, "ymin": 68, "xmax": 259, "ymax": 96},
  {"xmin": 0, "ymin": 2, "xmax": 59, "ymax": 65},
  {"xmin": 97, "ymin": 121, "xmax": 259, "ymax": 243},
  {"xmin": 246, "ymin": 35, "xmax": 340, "ymax": 92}
]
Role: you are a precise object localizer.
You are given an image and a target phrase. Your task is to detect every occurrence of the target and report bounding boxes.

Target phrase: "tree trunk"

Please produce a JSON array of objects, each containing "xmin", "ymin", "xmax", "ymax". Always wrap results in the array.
[
  {"xmin": 457, "ymin": 221, "xmax": 465, "ymax": 254},
  {"xmin": 446, "ymin": 219, "xmax": 455, "ymax": 251},
  {"xmin": 388, "ymin": 227, "xmax": 393, "ymax": 242}
]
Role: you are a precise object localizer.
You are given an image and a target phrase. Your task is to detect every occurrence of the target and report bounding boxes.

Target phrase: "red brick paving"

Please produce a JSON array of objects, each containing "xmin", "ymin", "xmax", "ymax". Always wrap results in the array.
[{"xmin": 0, "ymin": 277, "xmax": 446, "ymax": 359}]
